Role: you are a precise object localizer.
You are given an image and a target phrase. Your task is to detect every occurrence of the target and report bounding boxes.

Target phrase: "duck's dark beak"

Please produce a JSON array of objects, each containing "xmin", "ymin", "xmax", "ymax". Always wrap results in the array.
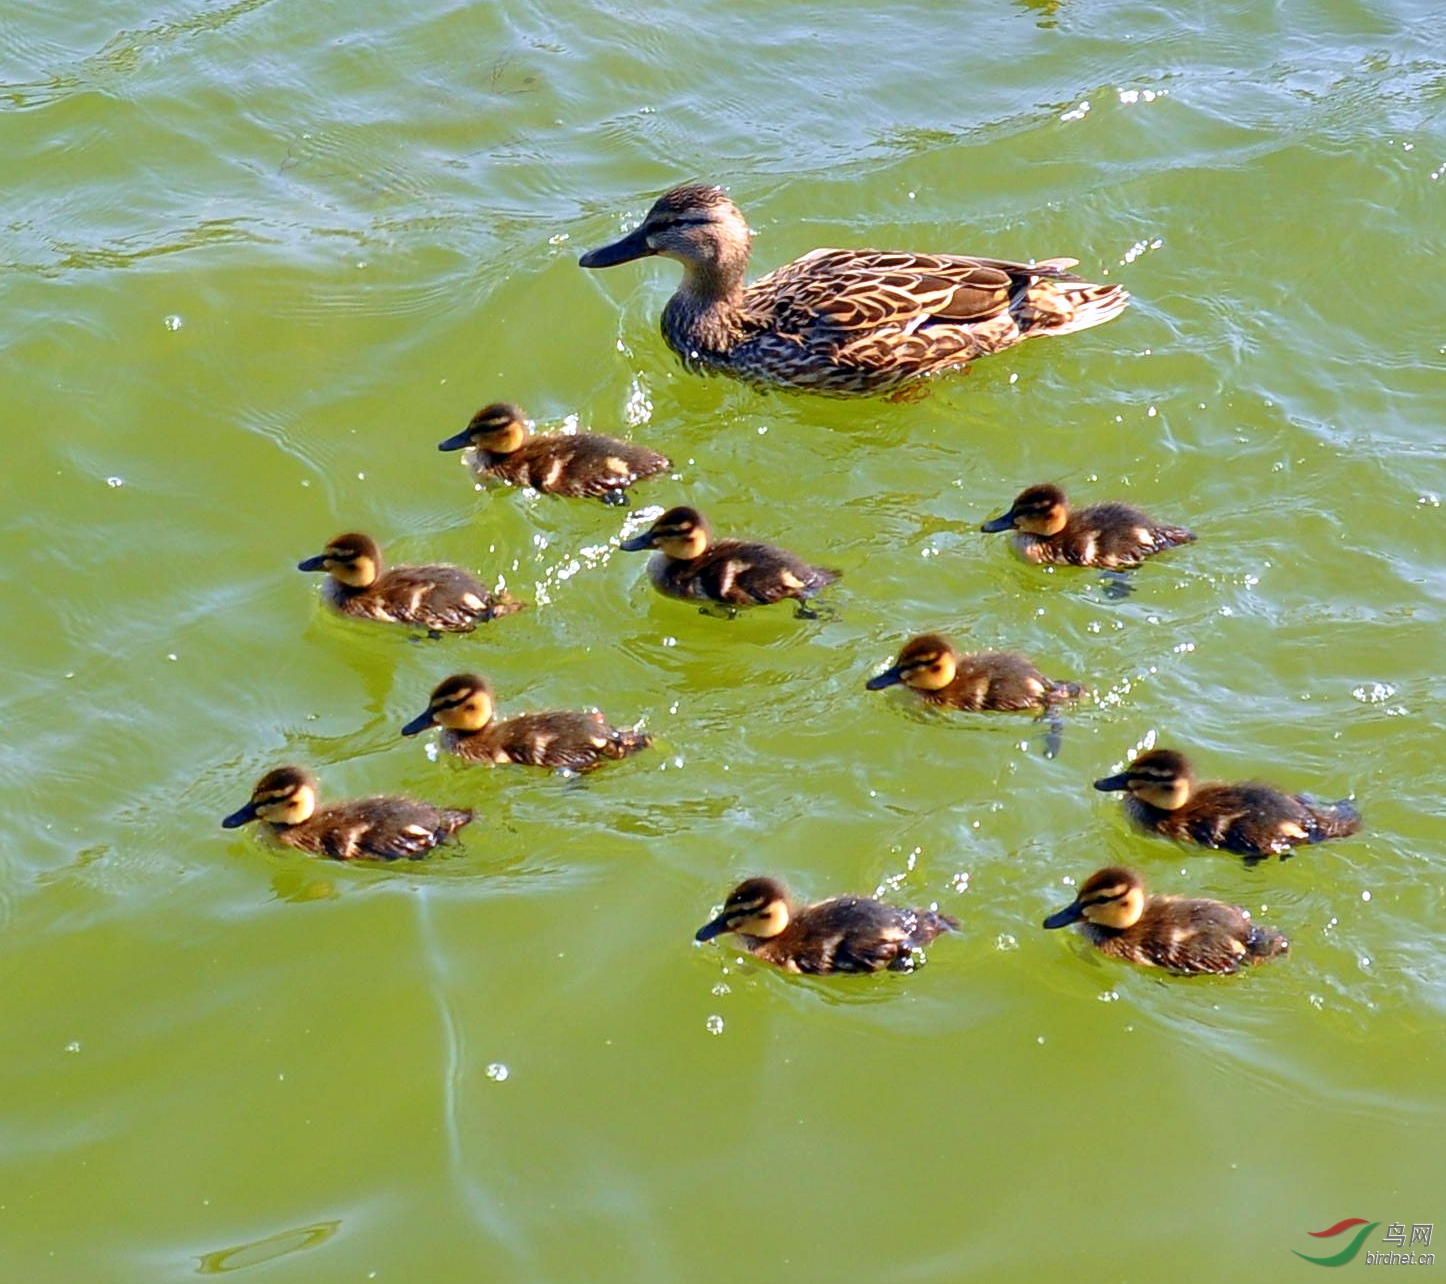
[
  {"xmin": 222, "ymin": 801, "xmax": 259, "ymax": 829},
  {"xmin": 297, "ymin": 554, "xmax": 328, "ymax": 572},
  {"xmin": 401, "ymin": 709, "xmax": 437, "ymax": 737},
  {"xmin": 437, "ymin": 429, "xmax": 475, "ymax": 452},
  {"xmin": 1043, "ymin": 901, "xmax": 1086, "ymax": 929},
  {"xmin": 618, "ymin": 530, "xmax": 658, "ymax": 552},
  {"xmin": 980, "ymin": 510, "xmax": 1018, "ymax": 533},
  {"xmin": 694, "ymin": 912, "xmax": 732, "ymax": 943},
  {"xmin": 579, "ymin": 226, "xmax": 655, "ymax": 269},
  {"xmin": 1093, "ymin": 772, "xmax": 1132, "ymax": 792},
  {"xmin": 866, "ymin": 666, "xmax": 905, "ymax": 691}
]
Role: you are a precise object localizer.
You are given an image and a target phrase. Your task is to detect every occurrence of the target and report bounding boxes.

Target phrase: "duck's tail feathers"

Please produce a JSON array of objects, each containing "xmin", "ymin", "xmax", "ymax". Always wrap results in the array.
[
  {"xmin": 1046, "ymin": 680, "xmax": 1086, "ymax": 703},
  {"xmin": 439, "ymin": 808, "xmax": 475, "ymax": 838},
  {"xmin": 1305, "ymin": 798, "xmax": 1362, "ymax": 843},
  {"xmin": 1156, "ymin": 525, "xmax": 1197, "ymax": 550},
  {"xmin": 486, "ymin": 593, "xmax": 529, "ymax": 621},
  {"xmin": 1025, "ymin": 280, "xmax": 1131, "ymax": 338},
  {"xmin": 914, "ymin": 909, "xmax": 961, "ymax": 943}
]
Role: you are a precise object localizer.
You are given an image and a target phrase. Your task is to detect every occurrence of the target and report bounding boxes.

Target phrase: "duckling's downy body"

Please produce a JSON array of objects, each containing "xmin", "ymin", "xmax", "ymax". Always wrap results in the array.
[
  {"xmin": 403, "ymin": 673, "xmax": 650, "ymax": 772},
  {"xmin": 298, "ymin": 532, "xmax": 524, "ymax": 634},
  {"xmin": 222, "ymin": 766, "xmax": 472, "ymax": 861},
  {"xmin": 1094, "ymin": 748, "xmax": 1361, "ymax": 860},
  {"xmin": 579, "ymin": 184, "xmax": 1129, "ymax": 397},
  {"xmin": 1044, "ymin": 866, "xmax": 1288, "ymax": 975},
  {"xmin": 867, "ymin": 633, "xmax": 1082, "ymax": 712},
  {"xmin": 439, "ymin": 402, "xmax": 670, "ymax": 506},
  {"xmin": 982, "ymin": 483, "xmax": 1195, "ymax": 569},
  {"xmin": 619, "ymin": 506, "xmax": 837, "ymax": 614},
  {"xmin": 695, "ymin": 877, "xmax": 958, "ymax": 974}
]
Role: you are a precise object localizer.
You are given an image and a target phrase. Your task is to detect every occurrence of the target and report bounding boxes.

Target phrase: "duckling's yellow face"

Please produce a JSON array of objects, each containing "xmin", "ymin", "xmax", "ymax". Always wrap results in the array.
[
  {"xmin": 462, "ymin": 403, "xmax": 528, "ymax": 455},
  {"xmin": 402, "ymin": 674, "xmax": 494, "ymax": 736},
  {"xmin": 1094, "ymin": 749, "xmax": 1193, "ymax": 810},
  {"xmin": 298, "ymin": 533, "xmax": 381, "ymax": 589},
  {"xmin": 1043, "ymin": 867, "xmax": 1146, "ymax": 931},
  {"xmin": 987, "ymin": 484, "xmax": 1069, "ymax": 537},
  {"xmin": 223, "ymin": 766, "xmax": 318, "ymax": 829},
  {"xmin": 866, "ymin": 634, "xmax": 959, "ymax": 692},
  {"xmin": 619, "ymin": 506, "xmax": 710, "ymax": 560},
  {"xmin": 695, "ymin": 877, "xmax": 792, "ymax": 942}
]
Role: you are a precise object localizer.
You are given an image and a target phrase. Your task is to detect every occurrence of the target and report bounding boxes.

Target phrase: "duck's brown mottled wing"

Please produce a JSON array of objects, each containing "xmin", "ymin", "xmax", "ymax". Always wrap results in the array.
[
  {"xmin": 684, "ymin": 540, "xmax": 836, "ymax": 606},
  {"xmin": 779, "ymin": 898, "xmax": 957, "ymax": 974},
  {"xmin": 486, "ymin": 710, "xmax": 649, "ymax": 771},
  {"xmin": 290, "ymin": 799, "xmax": 472, "ymax": 861},
  {"xmin": 507, "ymin": 435, "xmax": 671, "ymax": 498},
  {"xmin": 1175, "ymin": 784, "xmax": 1323, "ymax": 857},
  {"xmin": 1116, "ymin": 899, "xmax": 1263, "ymax": 975},
  {"xmin": 368, "ymin": 565, "xmax": 513, "ymax": 631}
]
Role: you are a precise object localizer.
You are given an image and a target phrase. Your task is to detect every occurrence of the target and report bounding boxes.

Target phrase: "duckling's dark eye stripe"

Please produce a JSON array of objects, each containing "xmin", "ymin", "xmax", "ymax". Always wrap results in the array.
[{"xmin": 434, "ymin": 694, "xmax": 473, "ymax": 711}]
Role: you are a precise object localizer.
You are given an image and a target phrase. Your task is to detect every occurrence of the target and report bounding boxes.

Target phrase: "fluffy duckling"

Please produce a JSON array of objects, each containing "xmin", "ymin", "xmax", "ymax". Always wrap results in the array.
[
  {"xmin": 578, "ymin": 183, "xmax": 1129, "ymax": 397},
  {"xmin": 297, "ymin": 532, "xmax": 525, "ymax": 635},
  {"xmin": 695, "ymin": 876, "xmax": 959, "ymax": 974},
  {"xmin": 402, "ymin": 672, "xmax": 651, "ymax": 772},
  {"xmin": 1094, "ymin": 747, "xmax": 1361, "ymax": 860},
  {"xmin": 618, "ymin": 505, "xmax": 838, "ymax": 616},
  {"xmin": 222, "ymin": 766, "xmax": 472, "ymax": 861},
  {"xmin": 867, "ymin": 633, "xmax": 1083, "ymax": 756},
  {"xmin": 1043, "ymin": 866, "xmax": 1288, "ymax": 975},
  {"xmin": 981, "ymin": 483, "xmax": 1195, "ymax": 570},
  {"xmin": 438, "ymin": 402, "xmax": 671, "ymax": 506}
]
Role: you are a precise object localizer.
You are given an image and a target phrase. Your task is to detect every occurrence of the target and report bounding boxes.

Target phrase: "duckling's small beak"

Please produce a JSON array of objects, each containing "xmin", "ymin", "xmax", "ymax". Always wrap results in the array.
[
  {"xmin": 980, "ymin": 510, "xmax": 1018, "ymax": 533},
  {"xmin": 579, "ymin": 226, "xmax": 656, "ymax": 269},
  {"xmin": 401, "ymin": 709, "xmax": 437, "ymax": 737},
  {"xmin": 866, "ymin": 666, "xmax": 906, "ymax": 691},
  {"xmin": 297, "ymin": 554, "xmax": 328, "ymax": 572},
  {"xmin": 694, "ymin": 913, "xmax": 732, "ymax": 942},
  {"xmin": 222, "ymin": 801, "xmax": 259, "ymax": 828},
  {"xmin": 1043, "ymin": 901, "xmax": 1086, "ymax": 929},
  {"xmin": 618, "ymin": 530, "xmax": 658, "ymax": 552},
  {"xmin": 437, "ymin": 429, "xmax": 475, "ymax": 452},
  {"xmin": 1093, "ymin": 772, "xmax": 1132, "ymax": 792}
]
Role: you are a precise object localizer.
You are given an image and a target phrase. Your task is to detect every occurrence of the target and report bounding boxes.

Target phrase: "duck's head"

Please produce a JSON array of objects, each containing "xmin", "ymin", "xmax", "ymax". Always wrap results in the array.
[
  {"xmin": 298, "ymin": 532, "xmax": 381, "ymax": 589},
  {"xmin": 1094, "ymin": 748, "xmax": 1194, "ymax": 810},
  {"xmin": 1043, "ymin": 866, "xmax": 1146, "ymax": 931},
  {"xmin": 403, "ymin": 672, "xmax": 496, "ymax": 737},
  {"xmin": 223, "ymin": 766, "xmax": 319, "ymax": 829},
  {"xmin": 981, "ymin": 483, "xmax": 1070, "ymax": 537},
  {"xmin": 579, "ymin": 185, "xmax": 752, "ymax": 283},
  {"xmin": 695, "ymin": 877, "xmax": 792, "ymax": 943},
  {"xmin": 438, "ymin": 402, "xmax": 529, "ymax": 455},
  {"xmin": 866, "ymin": 634, "xmax": 959, "ymax": 692},
  {"xmin": 618, "ymin": 505, "xmax": 710, "ymax": 559}
]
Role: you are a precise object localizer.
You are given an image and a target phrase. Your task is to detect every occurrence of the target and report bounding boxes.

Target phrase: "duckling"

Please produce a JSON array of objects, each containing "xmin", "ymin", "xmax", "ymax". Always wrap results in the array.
[
  {"xmin": 438, "ymin": 402, "xmax": 671, "ymax": 506},
  {"xmin": 402, "ymin": 672, "xmax": 651, "ymax": 772},
  {"xmin": 222, "ymin": 765, "xmax": 473, "ymax": 861},
  {"xmin": 579, "ymin": 184, "xmax": 1129, "ymax": 397},
  {"xmin": 981, "ymin": 483, "xmax": 1195, "ymax": 573},
  {"xmin": 1043, "ymin": 866, "xmax": 1288, "ymax": 975},
  {"xmin": 695, "ymin": 876, "xmax": 959, "ymax": 974},
  {"xmin": 618, "ymin": 505, "xmax": 838, "ymax": 616},
  {"xmin": 1093, "ymin": 747, "xmax": 1362, "ymax": 860},
  {"xmin": 867, "ymin": 633, "xmax": 1083, "ymax": 757},
  {"xmin": 297, "ymin": 532, "xmax": 525, "ymax": 635}
]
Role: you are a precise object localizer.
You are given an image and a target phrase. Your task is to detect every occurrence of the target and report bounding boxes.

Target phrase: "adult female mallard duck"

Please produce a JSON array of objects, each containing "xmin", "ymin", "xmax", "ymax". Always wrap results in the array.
[
  {"xmin": 578, "ymin": 184, "xmax": 1129, "ymax": 396},
  {"xmin": 981, "ymin": 483, "xmax": 1195, "ymax": 570},
  {"xmin": 297, "ymin": 532, "xmax": 525, "ymax": 635},
  {"xmin": 1043, "ymin": 867, "xmax": 1289, "ymax": 975},
  {"xmin": 222, "ymin": 766, "xmax": 473, "ymax": 861},
  {"xmin": 695, "ymin": 877, "xmax": 958, "ymax": 974},
  {"xmin": 438, "ymin": 402, "xmax": 671, "ymax": 506},
  {"xmin": 866, "ymin": 633, "xmax": 1083, "ymax": 756},
  {"xmin": 618, "ymin": 505, "xmax": 837, "ymax": 616},
  {"xmin": 402, "ymin": 672, "xmax": 651, "ymax": 772},
  {"xmin": 1093, "ymin": 748, "xmax": 1361, "ymax": 860}
]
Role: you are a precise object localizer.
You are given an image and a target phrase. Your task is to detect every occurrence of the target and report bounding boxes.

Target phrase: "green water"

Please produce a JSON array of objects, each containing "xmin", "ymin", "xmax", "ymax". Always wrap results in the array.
[{"xmin": 3, "ymin": 0, "xmax": 1442, "ymax": 1279}]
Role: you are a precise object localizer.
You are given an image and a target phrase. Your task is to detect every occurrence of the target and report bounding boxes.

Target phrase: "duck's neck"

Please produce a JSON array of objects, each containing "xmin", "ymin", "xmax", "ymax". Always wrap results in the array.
[{"xmin": 663, "ymin": 257, "xmax": 752, "ymax": 360}]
